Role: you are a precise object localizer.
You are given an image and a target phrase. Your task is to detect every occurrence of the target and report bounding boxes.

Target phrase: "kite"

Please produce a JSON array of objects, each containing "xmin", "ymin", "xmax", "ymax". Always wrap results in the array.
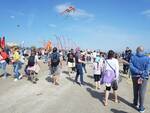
[
  {"xmin": 17, "ymin": 25, "xmax": 20, "ymax": 27},
  {"xmin": 61, "ymin": 6, "xmax": 76, "ymax": 15},
  {"xmin": 44, "ymin": 41, "xmax": 52, "ymax": 51}
]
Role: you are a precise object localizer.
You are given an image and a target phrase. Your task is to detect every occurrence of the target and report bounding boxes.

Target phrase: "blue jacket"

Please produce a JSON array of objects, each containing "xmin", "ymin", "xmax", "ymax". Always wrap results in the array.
[{"xmin": 130, "ymin": 52, "xmax": 150, "ymax": 79}]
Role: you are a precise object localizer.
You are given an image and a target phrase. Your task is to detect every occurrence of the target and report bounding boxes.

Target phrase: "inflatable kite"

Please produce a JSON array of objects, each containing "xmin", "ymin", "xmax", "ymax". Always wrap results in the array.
[{"xmin": 44, "ymin": 41, "xmax": 52, "ymax": 51}]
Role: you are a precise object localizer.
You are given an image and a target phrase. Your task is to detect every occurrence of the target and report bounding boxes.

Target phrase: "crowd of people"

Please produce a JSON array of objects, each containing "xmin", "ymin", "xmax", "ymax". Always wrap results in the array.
[
  {"xmin": 0, "ymin": 46, "xmax": 41, "ymax": 83},
  {"xmin": 0, "ymin": 45, "xmax": 150, "ymax": 113}
]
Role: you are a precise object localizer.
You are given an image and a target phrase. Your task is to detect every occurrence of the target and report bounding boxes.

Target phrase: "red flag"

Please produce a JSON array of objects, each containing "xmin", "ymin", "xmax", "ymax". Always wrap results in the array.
[
  {"xmin": 0, "ymin": 37, "xmax": 1, "ymax": 48},
  {"xmin": 1, "ymin": 36, "xmax": 5, "ymax": 48}
]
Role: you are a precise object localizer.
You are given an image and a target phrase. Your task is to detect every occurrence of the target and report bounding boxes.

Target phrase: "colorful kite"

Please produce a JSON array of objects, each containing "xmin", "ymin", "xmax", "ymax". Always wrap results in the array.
[
  {"xmin": 45, "ymin": 41, "xmax": 52, "ymax": 51},
  {"xmin": 61, "ymin": 6, "xmax": 76, "ymax": 15}
]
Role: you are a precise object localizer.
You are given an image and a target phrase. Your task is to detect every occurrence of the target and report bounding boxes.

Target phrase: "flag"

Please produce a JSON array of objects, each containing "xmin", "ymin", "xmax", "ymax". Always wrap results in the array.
[
  {"xmin": 0, "ymin": 37, "xmax": 1, "ymax": 47},
  {"xmin": 1, "ymin": 36, "xmax": 5, "ymax": 48}
]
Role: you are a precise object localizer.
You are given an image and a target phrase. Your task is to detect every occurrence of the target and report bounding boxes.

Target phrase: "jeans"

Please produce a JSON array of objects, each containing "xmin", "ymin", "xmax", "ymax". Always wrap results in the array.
[
  {"xmin": 0, "ymin": 61, "xmax": 7, "ymax": 77},
  {"xmin": 82, "ymin": 63, "xmax": 87, "ymax": 73},
  {"xmin": 132, "ymin": 77, "xmax": 148, "ymax": 110},
  {"xmin": 75, "ymin": 64, "xmax": 84, "ymax": 84},
  {"xmin": 44, "ymin": 55, "xmax": 48, "ymax": 63},
  {"xmin": 123, "ymin": 64, "xmax": 129, "ymax": 74},
  {"xmin": 24, "ymin": 65, "xmax": 30, "ymax": 75},
  {"xmin": 13, "ymin": 61, "xmax": 21, "ymax": 79}
]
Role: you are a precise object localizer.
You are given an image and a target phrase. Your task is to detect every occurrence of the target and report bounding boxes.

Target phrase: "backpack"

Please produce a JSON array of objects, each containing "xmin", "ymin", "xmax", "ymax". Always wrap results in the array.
[
  {"xmin": 51, "ymin": 52, "xmax": 60, "ymax": 67},
  {"xmin": 5, "ymin": 58, "xmax": 10, "ymax": 64},
  {"xmin": 28, "ymin": 56, "xmax": 35, "ymax": 67}
]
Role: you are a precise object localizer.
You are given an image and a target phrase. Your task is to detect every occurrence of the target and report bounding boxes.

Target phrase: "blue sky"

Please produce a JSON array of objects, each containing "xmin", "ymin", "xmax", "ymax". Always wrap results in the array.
[{"xmin": 0, "ymin": 0, "xmax": 150, "ymax": 52}]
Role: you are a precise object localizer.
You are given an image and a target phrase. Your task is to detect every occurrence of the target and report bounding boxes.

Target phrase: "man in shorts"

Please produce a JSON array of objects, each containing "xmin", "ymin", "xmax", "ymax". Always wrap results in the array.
[{"xmin": 48, "ymin": 47, "xmax": 62, "ymax": 85}]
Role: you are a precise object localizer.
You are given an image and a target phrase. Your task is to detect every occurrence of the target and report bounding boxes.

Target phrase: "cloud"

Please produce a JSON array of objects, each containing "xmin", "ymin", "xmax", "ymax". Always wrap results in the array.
[
  {"xmin": 8, "ymin": 10, "xmax": 25, "ymax": 20},
  {"xmin": 10, "ymin": 15, "xmax": 15, "ymax": 19},
  {"xmin": 70, "ymin": 9, "xmax": 94, "ymax": 18},
  {"xmin": 55, "ymin": 3, "xmax": 94, "ymax": 19},
  {"xmin": 141, "ymin": 9, "xmax": 150, "ymax": 17},
  {"xmin": 48, "ymin": 24, "xmax": 56, "ymax": 28},
  {"xmin": 55, "ymin": 3, "xmax": 70, "ymax": 13}
]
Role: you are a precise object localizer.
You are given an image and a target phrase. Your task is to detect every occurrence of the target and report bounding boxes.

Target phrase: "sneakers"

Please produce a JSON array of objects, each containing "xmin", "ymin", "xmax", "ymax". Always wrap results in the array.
[
  {"xmin": 139, "ymin": 108, "xmax": 145, "ymax": 113},
  {"xmin": 19, "ymin": 74, "xmax": 23, "ymax": 79},
  {"xmin": 14, "ymin": 78, "xmax": 18, "ymax": 82},
  {"xmin": 135, "ymin": 105, "xmax": 139, "ymax": 109},
  {"xmin": 132, "ymin": 103, "xmax": 139, "ymax": 109},
  {"xmin": 80, "ymin": 83, "xmax": 85, "ymax": 87},
  {"xmin": 2, "ymin": 76, "xmax": 7, "ymax": 79},
  {"xmin": 134, "ymin": 105, "xmax": 139, "ymax": 109}
]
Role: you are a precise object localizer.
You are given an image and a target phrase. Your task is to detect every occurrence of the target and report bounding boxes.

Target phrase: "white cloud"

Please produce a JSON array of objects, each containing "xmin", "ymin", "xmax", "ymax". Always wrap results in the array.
[
  {"xmin": 141, "ymin": 9, "xmax": 150, "ymax": 17},
  {"xmin": 69, "ymin": 9, "xmax": 94, "ymax": 18},
  {"xmin": 55, "ymin": 3, "xmax": 94, "ymax": 19},
  {"xmin": 10, "ymin": 15, "xmax": 15, "ymax": 19},
  {"xmin": 48, "ymin": 24, "xmax": 56, "ymax": 28},
  {"xmin": 55, "ymin": 3, "xmax": 70, "ymax": 13}
]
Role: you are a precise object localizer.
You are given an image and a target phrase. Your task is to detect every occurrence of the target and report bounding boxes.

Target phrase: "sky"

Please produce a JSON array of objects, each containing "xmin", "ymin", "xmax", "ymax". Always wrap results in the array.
[{"xmin": 0, "ymin": 0, "xmax": 150, "ymax": 52}]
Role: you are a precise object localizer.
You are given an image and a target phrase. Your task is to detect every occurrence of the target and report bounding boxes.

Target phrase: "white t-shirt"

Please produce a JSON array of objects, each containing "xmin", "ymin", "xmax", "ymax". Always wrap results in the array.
[
  {"xmin": 105, "ymin": 58, "xmax": 119, "ymax": 79},
  {"xmin": 35, "ymin": 55, "xmax": 39, "ymax": 63},
  {"xmin": 92, "ymin": 52, "xmax": 97, "ymax": 58},
  {"xmin": 93, "ymin": 58, "xmax": 104, "ymax": 75}
]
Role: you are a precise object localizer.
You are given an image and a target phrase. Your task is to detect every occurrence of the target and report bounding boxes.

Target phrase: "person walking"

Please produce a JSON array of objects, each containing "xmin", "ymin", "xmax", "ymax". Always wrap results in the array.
[
  {"xmin": 81, "ymin": 52, "xmax": 87, "ymax": 73},
  {"xmin": 101, "ymin": 50, "xmax": 119, "ymax": 106},
  {"xmin": 93, "ymin": 54, "xmax": 104, "ymax": 90},
  {"xmin": 130, "ymin": 46, "xmax": 150, "ymax": 113},
  {"xmin": 67, "ymin": 49, "xmax": 75, "ymax": 76},
  {"xmin": 12, "ymin": 47, "xmax": 22, "ymax": 81},
  {"xmin": 75, "ymin": 49, "xmax": 85, "ymax": 86},
  {"xmin": 0, "ymin": 47, "xmax": 9, "ymax": 79},
  {"xmin": 48, "ymin": 47, "xmax": 62, "ymax": 85},
  {"xmin": 123, "ymin": 47, "xmax": 132, "ymax": 74},
  {"xmin": 26, "ymin": 50, "xmax": 40, "ymax": 83}
]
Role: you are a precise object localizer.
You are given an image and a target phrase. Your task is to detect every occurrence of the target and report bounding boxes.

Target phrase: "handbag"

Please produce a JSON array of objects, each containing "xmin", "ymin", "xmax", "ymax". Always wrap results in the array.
[
  {"xmin": 105, "ymin": 60, "xmax": 118, "ymax": 88},
  {"xmin": 111, "ymin": 79, "xmax": 118, "ymax": 89}
]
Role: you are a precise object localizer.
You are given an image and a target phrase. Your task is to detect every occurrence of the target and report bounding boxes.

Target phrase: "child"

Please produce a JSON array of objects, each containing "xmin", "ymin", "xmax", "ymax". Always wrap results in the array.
[{"xmin": 93, "ymin": 56, "xmax": 103, "ymax": 89}]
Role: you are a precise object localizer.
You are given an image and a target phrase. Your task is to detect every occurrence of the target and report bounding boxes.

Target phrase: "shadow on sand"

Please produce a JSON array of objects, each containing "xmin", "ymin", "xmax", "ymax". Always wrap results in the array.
[
  {"xmin": 66, "ymin": 76, "xmax": 94, "ymax": 88},
  {"xmin": 62, "ymin": 71, "xmax": 69, "ymax": 75},
  {"xmin": 86, "ymin": 87, "xmax": 135, "ymax": 110},
  {"xmin": 111, "ymin": 108, "xmax": 128, "ymax": 113},
  {"xmin": 86, "ymin": 87, "xmax": 104, "ymax": 105},
  {"xmin": 66, "ymin": 76, "xmax": 75, "ymax": 83},
  {"xmin": 45, "ymin": 76, "xmax": 53, "ymax": 83},
  {"xmin": 0, "ymin": 73, "xmax": 11, "ymax": 78},
  {"xmin": 87, "ymin": 75, "xmax": 94, "ymax": 79}
]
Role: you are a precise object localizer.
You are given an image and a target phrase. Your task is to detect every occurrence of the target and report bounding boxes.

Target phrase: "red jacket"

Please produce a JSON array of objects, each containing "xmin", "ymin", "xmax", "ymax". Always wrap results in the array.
[{"xmin": 0, "ymin": 51, "xmax": 8, "ymax": 60}]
